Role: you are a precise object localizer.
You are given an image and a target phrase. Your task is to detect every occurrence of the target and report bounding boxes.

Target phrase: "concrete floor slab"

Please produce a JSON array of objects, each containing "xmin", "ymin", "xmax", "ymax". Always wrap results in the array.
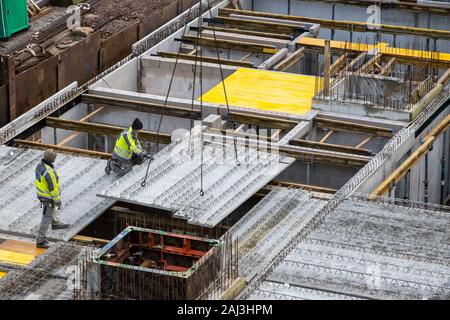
[
  {"xmin": 99, "ymin": 127, "xmax": 295, "ymax": 227},
  {"xmin": 0, "ymin": 146, "xmax": 117, "ymax": 241}
]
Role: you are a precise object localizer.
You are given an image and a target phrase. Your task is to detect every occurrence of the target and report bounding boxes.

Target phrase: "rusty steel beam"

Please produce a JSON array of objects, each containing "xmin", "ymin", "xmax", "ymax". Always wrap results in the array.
[
  {"xmin": 15, "ymin": 140, "xmax": 111, "ymax": 159},
  {"xmin": 46, "ymin": 117, "xmax": 172, "ymax": 144}
]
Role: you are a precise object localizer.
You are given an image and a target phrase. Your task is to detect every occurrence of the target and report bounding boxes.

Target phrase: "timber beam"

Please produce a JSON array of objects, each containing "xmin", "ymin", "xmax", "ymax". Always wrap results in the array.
[
  {"xmin": 370, "ymin": 114, "xmax": 450, "ymax": 199},
  {"xmin": 290, "ymin": 139, "xmax": 374, "ymax": 156},
  {"xmin": 206, "ymin": 138, "xmax": 369, "ymax": 167},
  {"xmin": 155, "ymin": 51, "xmax": 254, "ymax": 68},
  {"xmin": 302, "ymin": 42, "xmax": 450, "ymax": 67},
  {"xmin": 330, "ymin": 54, "xmax": 349, "ymax": 76},
  {"xmin": 82, "ymin": 94, "xmax": 299, "ymax": 130},
  {"xmin": 46, "ymin": 117, "xmax": 172, "ymax": 144},
  {"xmin": 316, "ymin": 117, "xmax": 395, "ymax": 138},
  {"xmin": 219, "ymin": 8, "xmax": 450, "ymax": 34},
  {"xmin": 269, "ymin": 179, "xmax": 337, "ymax": 193},
  {"xmin": 15, "ymin": 140, "xmax": 111, "ymax": 159},
  {"xmin": 208, "ymin": 16, "xmax": 307, "ymax": 34},
  {"xmin": 229, "ymin": 112, "xmax": 298, "ymax": 130},
  {"xmin": 208, "ymin": 128, "xmax": 279, "ymax": 143},
  {"xmin": 273, "ymin": 47, "xmax": 305, "ymax": 71},
  {"xmin": 181, "ymin": 35, "xmax": 278, "ymax": 54},
  {"xmin": 358, "ymin": 53, "xmax": 382, "ymax": 74},
  {"xmin": 280, "ymin": 145, "xmax": 369, "ymax": 167},
  {"xmin": 380, "ymin": 58, "xmax": 396, "ymax": 76},
  {"xmin": 82, "ymin": 94, "xmax": 202, "ymax": 119},
  {"xmin": 194, "ymin": 26, "xmax": 294, "ymax": 40}
]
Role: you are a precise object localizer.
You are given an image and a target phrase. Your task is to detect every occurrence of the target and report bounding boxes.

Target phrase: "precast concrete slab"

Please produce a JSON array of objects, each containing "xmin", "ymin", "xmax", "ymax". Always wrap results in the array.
[
  {"xmin": 0, "ymin": 146, "xmax": 117, "ymax": 241},
  {"xmin": 99, "ymin": 127, "xmax": 295, "ymax": 228},
  {"xmin": 226, "ymin": 187, "xmax": 325, "ymax": 280},
  {"xmin": 248, "ymin": 196, "xmax": 450, "ymax": 300}
]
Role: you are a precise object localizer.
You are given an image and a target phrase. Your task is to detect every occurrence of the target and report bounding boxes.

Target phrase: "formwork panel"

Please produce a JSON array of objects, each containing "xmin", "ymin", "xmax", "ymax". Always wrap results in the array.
[{"xmin": 201, "ymin": 68, "xmax": 322, "ymax": 116}]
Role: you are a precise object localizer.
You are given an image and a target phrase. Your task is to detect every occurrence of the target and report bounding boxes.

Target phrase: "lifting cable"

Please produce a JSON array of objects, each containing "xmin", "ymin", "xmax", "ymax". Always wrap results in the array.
[
  {"xmin": 141, "ymin": 4, "xmax": 196, "ymax": 187},
  {"xmin": 142, "ymin": 0, "xmax": 240, "ymax": 197}
]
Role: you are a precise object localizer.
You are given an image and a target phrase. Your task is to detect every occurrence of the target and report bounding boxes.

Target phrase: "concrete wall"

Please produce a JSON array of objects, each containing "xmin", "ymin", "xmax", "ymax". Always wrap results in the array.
[
  {"xmin": 313, "ymin": 99, "xmax": 411, "ymax": 122},
  {"xmin": 140, "ymin": 56, "xmax": 237, "ymax": 99},
  {"xmin": 91, "ymin": 58, "xmax": 139, "ymax": 92}
]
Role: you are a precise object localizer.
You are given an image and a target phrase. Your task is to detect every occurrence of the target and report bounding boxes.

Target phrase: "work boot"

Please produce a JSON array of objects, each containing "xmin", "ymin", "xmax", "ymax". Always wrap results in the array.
[
  {"xmin": 52, "ymin": 223, "xmax": 70, "ymax": 230},
  {"xmin": 36, "ymin": 240, "xmax": 50, "ymax": 249},
  {"xmin": 105, "ymin": 159, "xmax": 112, "ymax": 175}
]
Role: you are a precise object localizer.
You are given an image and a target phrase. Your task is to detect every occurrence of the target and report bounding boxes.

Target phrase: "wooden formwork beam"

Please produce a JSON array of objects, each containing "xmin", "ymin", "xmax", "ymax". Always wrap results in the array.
[
  {"xmin": 316, "ymin": 117, "xmax": 395, "ymax": 138},
  {"xmin": 208, "ymin": 128, "xmax": 279, "ymax": 143},
  {"xmin": 219, "ymin": 8, "xmax": 450, "ymax": 36},
  {"xmin": 197, "ymin": 26, "xmax": 294, "ymax": 40},
  {"xmin": 206, "ymin": 137, "xmax": 369, "ymax": 167},
  {"xmin": 290, "ymin": 139, "xmax": 374, "ymax": 156},
  {"xmin": 229, "ymin": 112, "xmax": 298, "ymax": 130},
  {"xmin": 380, "ymin": 57, "xmax": 396, "ymax": 76},
  {"xmin": 15, "ymin": 140, "xmax": 112, "ymax": 159},
  {"xmin": 181, "ymin": 35, "xmax": 278, "ymax": 54},
  {"xmin": 273, "ymin": 47, "xmax": 305, "ymax": 71},
  {"xmin": 46, "ymin": 117, "xmax": 172, "ymax": 144},
  {"xmin": 330, "ymin": 54, "xmax": 349, "ymax": 76},
  {"xmin": 82, "ymin": 94, "xmax": 202, "ymax": 119},
  {"xmin": 156, "ymin": 51, "xmax": 254, "ymax": 68},
  {"xmin": 269, "ymin": 179, "xmax": 337, "ymax": 193},
  {"xmin": 358, "ymin": 53, "xmax": 382, "ymax": 74},
  {"xmin": 369, "ymin": 114, "xmax": 450, "ymax": 199},
  {"xmin": 323, "ymin": 40, "xmax": 331, "ymax": 96},
  {"xmin": 211, "ymin": 16, "xmax": 307, "ymax": 34},
  {"xmin": 58, "ymin": 107, "xmax": 104, "ymax": 147}
]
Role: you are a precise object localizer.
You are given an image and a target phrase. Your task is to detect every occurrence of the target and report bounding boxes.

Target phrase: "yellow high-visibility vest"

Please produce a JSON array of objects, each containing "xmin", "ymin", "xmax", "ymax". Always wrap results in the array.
[
  {"xmin": 113, "ymin": 127, "xmax": 143, "ymax": 160},
  {"xmin": 35, "ymin": 162, "xmax": 61, "ymax": 203}
]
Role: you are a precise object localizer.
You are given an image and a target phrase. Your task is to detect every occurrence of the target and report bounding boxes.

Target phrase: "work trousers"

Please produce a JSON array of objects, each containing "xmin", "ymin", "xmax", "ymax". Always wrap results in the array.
[
  {"xmin": 110, "ymin": 153, "xmax": 144, "ymax": 177},
  {"xmin": 36, "ymin": 203, "xmax": 62, "ymax": 243}
]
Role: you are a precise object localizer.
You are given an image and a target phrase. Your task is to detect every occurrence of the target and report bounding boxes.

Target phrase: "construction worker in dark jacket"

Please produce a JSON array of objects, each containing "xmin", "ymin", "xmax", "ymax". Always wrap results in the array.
[
  {"xmin": 105, "ymin": 118, "xmax": 150, "ymax": 176},
  {"xmin": 35, "ymin": 150, "xmax": 69, "ymax": 249}
]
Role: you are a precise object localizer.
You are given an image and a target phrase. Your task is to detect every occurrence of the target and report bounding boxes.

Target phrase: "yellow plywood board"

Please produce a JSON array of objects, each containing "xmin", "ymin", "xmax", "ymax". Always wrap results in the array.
[
  {"xmin": 0, "ymin": 249, "xmax": 36, "ymax": 266},
  {"xmin": 298, "ymin": 37, "xmax": 388, "ymax": 52},
  {"xmin": 0, "ymin": 240, "xmax": 45, "ymax": 256},
  {"xmin": 298, "ymin": 38, "xmax": 450, "ymax": 63},
  {"xmin": 201, "ymin": 68, "xmax": 322, "ymax": 115},
  {"xmin": 0, "ymin": 271, "xmax": 6, "ymax": 279}
]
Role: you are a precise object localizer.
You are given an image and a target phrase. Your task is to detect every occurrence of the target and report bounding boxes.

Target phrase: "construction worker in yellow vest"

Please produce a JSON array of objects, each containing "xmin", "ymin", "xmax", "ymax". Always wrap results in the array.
[
  {"xmin": 105, "ymin": 118, "xmax": 151, "ymax": 176},
  {"xmin": 35, "ymin": 149, "xmax": 69, "ymax": 249}
]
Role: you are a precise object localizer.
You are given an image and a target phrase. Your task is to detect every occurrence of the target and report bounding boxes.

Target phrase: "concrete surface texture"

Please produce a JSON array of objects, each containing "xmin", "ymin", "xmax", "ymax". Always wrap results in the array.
[
  {"xmin": 248, "ymin": 197, "xmax": 450, "ymax": 300},
  {"xmin": 227, "ymin": 187, "xmax": 326, "ymax": 280},
  {"xmin": 99, "ymin": 127, "xmax": 295, "ymax": 227},
  {"xmin": 0, "ymin": 146, "xmax": 117, "ymax": 241}
]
